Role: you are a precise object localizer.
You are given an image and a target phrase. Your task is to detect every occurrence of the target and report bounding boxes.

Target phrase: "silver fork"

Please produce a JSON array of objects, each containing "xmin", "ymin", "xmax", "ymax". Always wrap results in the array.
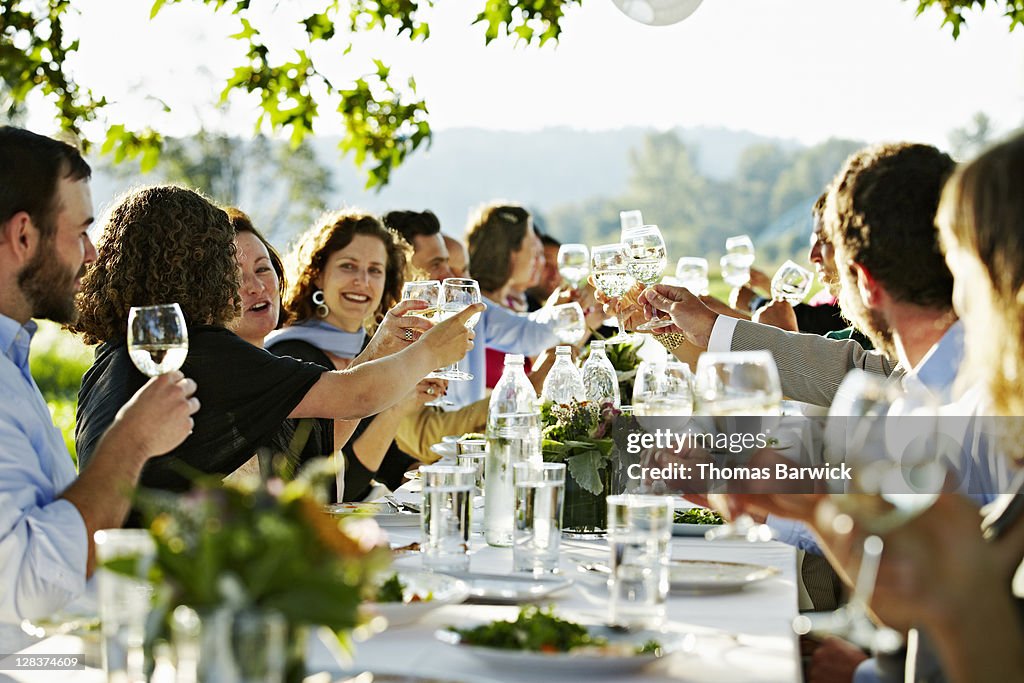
[{"xmin": 383, "ymin": 493, "xmax": 420, "ymax": 514}]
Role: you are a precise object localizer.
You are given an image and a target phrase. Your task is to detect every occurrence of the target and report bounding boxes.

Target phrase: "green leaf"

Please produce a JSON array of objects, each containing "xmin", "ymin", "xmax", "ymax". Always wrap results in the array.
[{"xmin": 566, "ymin": 450, "xmax": 608, "ymax": 496}]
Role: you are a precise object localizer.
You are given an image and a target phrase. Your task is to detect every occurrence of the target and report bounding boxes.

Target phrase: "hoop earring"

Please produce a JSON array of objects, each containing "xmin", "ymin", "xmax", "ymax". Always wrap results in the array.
[{"xmin": 312, "ymin": 289, "xmax": 330, "ymax": 318}]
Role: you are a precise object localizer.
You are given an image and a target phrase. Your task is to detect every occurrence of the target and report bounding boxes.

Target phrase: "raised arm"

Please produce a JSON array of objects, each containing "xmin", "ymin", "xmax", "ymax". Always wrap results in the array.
[{"xmin": 290, "ymin": 303, "xmax": 483, "ymax": 420}]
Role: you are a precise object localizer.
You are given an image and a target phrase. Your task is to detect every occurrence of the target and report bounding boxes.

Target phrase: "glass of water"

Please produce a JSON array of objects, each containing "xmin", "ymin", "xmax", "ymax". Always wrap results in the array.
[
  {"xmin": 95, "ymin": 529, "xmax": 155, "ymax": 683},
  {"xmin": 533, "ymin": 302, "xmax": 587, "ymax": 346},
  {"xmin": 513, "ymin": 462, "xmax": 566, "ymax": 575},
  {"xmin": 605, "ymin": 495, "xmax": 674, "ymax": 629},
  {"xmin": 420, "ymin": 464, "xmax": 476, "ymax": 572}
]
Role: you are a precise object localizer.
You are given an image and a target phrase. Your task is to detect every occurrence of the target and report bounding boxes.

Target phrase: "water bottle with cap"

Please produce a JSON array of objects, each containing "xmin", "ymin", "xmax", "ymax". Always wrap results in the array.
[
  {"xmin": 485, "ymin": 354, "xmax": 542, "ymax": 547},
  {"xmin": 581, "ymin": 340, "xmax": 620, "ymax": 408},
  {"xmin": 540, "ymin": 346, "xmax": 585, "ymax": 405}
]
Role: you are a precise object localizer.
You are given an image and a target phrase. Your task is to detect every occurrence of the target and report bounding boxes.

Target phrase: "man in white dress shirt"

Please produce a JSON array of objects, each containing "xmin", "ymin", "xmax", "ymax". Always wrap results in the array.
[{"xmin": 0, "ymin": 127, "xmax": 199, "ymax": 648}]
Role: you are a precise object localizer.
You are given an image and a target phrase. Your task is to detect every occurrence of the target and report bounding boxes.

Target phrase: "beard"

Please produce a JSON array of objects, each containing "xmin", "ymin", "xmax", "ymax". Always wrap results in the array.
[
  {"xmin": 17, "ymin": 239, "xmax": 81, "ymax": 324},
  {"xmin": 837, "ymin": 272, "xmax": 895, "ymax": 358}
]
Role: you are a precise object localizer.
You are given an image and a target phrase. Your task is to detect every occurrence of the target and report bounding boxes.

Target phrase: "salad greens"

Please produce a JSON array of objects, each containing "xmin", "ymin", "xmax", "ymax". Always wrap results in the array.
[
  {"xmin": 372, "ymin": 573, "xmax": 433, "ymax": 604},
  {"xmin": 673, "ymin": 508, "xmax": 724, "ymax": 525},
  {"xmin": 448, "ymin": 606, "xmax": 659, "ymax": 655}
]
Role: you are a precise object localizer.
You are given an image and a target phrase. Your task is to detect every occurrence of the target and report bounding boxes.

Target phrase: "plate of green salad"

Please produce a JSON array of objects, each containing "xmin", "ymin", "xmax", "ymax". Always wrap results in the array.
[
  {"xmin": 437, "ymin": 606, "xmax": 686, "ymax": 673},
  {"xmin": 672, "ymin": 507, "xmax": 724, "ymax": 536},
  {"xmin": 363, "ymin": 571, "xmax": 469, "ymax": 628}
]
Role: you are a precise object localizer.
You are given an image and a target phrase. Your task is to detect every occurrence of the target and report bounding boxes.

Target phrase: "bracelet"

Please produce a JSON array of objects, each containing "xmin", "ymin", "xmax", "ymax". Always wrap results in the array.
[{"xmin": 654, "ymin": 332, "xmax": 686, "ymax": 352}]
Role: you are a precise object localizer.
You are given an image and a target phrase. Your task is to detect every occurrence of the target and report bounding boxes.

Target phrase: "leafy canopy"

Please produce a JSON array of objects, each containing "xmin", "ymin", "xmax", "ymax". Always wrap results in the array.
[{"xmin": 0, "ymin": 0, "xmax": 1016, "ymax": 186}]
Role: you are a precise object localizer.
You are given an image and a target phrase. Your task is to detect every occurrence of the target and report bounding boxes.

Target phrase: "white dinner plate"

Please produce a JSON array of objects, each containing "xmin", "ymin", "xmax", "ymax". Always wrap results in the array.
[
  {"xmin": 363, "ymin": 571, "xmax": 470, "ymax": 628},
  {"xmin": 672, "ymin": 522, "xmax": 722, "ymax": 537},
  {"xmin": 668, "ymin": 559, "xmax": 779, "ymax": 594},
  {"xmin": 436, "ymin": 623, "xmax": 687, "ymax": 674},
  {"xmin": 325, "ymin": 502, "xmax": 420, "ymax": 527},
  {"xmin": 438, "ymin": 572, "xmax": 573, "ymax": 604},
  {"xmin": 331, "ymin": 672, "xmax": 502, "ymax": 683}
]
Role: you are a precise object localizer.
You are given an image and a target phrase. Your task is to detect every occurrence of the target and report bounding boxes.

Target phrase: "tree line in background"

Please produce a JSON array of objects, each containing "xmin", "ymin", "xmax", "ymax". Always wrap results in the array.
[{"xmin": 1, "ymin": 0, "xmax": 1021, "ymax": 189}]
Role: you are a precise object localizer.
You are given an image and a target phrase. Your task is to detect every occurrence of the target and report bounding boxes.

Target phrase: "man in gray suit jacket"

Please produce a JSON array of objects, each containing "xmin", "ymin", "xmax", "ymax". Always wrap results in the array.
[{"xmin": 644, "ymin": 142, "xmax": 958, "ymax": 407}]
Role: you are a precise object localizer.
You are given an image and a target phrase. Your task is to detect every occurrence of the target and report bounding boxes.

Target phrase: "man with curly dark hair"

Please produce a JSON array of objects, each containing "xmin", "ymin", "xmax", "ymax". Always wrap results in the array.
[
  {"xmin": 0, "ymin": 128, "xmax": 199, "ymax": 646},
  {"xmin": 72, "ymin": 185, "xmax": 481, "ymax": 495}
]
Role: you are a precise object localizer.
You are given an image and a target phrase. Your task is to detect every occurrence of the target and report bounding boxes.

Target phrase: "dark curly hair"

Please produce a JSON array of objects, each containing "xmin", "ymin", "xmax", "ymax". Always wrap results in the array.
[
  {"xmin": 825, "ymin": 142, "xmax": 955, "ymax": 310},
  {"xmin": 283, "ymin": 209, "xmax": 411, "ymax": 328},
  {"xmin": 465, "ymin": 202, "xmax": 531, "ymax": 293},
  {"xmin": 71, "ymin": 185, "xmax": 240, "ymax": 345}
]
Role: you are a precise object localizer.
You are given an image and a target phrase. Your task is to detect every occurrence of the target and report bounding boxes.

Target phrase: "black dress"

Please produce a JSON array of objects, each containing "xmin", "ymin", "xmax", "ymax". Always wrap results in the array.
[
  {"xmin": 76, "ymin": 325, "xmax": 331, "ymax": 494},
  {"xmin": 267, "ymin": 337, "xmax": 416, "ymax": 501}
]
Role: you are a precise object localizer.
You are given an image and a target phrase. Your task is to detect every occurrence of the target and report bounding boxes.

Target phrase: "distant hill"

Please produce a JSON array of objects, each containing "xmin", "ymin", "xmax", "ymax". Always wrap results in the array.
[{"xmin": 307, "ymin": 126, "xmax": 803, "ymax": 237}]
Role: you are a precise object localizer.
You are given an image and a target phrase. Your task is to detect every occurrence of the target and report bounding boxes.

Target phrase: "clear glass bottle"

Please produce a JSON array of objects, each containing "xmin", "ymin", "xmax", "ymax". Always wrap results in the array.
[
  {"xmin": 541, "ymin": 346, "xmax": 585, "ymax": 405},
  {"xmin": 581, "ymin": 340, "xmax": 620, "ymax": 408},
  {"xmin": 485, "ymin": 354, "xmax": 542, "ymax": 547}
]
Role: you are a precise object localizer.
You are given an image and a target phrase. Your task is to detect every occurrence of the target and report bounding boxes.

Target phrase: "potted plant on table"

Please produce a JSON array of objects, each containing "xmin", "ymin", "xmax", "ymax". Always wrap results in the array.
[
  {"xmin": 540, "ymin": 400, "xmax": 623, "ymax": 533},
  {"xmin": 126, "ymin": 471, "xmax": 391, "ymax": 683}
]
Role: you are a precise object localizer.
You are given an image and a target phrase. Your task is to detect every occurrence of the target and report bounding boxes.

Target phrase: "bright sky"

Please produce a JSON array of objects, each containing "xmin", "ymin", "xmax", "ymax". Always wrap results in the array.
[{"xmin": 34, "ymin": 0, "xmax": 1024, "ymax": 148}]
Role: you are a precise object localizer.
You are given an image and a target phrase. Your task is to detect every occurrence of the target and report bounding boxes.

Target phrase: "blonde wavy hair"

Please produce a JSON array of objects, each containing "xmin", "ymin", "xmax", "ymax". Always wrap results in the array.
[{"xmin": 937, "ymin": 132, "xmax": 1024, "ymax": 419}]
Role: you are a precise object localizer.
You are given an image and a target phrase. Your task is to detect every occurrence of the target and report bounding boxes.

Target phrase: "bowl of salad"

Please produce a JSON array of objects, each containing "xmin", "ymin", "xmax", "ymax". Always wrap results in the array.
[{"xmin": 364, "ymin": 571, "xmax": 469, "ymax": 628}]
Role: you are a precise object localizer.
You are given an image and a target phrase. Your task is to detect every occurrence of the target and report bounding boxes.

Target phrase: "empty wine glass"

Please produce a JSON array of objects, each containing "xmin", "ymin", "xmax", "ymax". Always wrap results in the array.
[
  {"xmin": 431, "ymin": 278, "xmax": 481, "ymax": 381},
  {"xmin": 619, "ymin": 210, "xmax": 644, "ymax": 235},
  {"xmin": 557, "ymin": 244, "xmax": 590, "ymax": 290},
  {"xmin": 693, "ymin": 351, "xmax": 782, "ymax": 542},
  {"xmin": 675, "ymin": 257, "xmax": 710, "ymax": 295},
  {"xmin": 534, "ymin": 302, "xmax": 587, "ymax": 346},
  {"xmin": 128, "ymin": 304, "xmax": 188, "ymax": 377},
  {"xmin": 771, "ymin": 260, "xmax": 813, "ymax": 305},
  {"xmin": 591, "ymin": 243, "xmax": 635, "ymax": 345},
  {"xmin": 725, "ymin": 234, "xmax": 756, "ymax": 267},
  {"xmin": 719, "ymin": 253, "xmax": 751, "ymax": 288},
  {"xmin": 792, "ymin": 369, "xmax": 943, "ymax": 651}
]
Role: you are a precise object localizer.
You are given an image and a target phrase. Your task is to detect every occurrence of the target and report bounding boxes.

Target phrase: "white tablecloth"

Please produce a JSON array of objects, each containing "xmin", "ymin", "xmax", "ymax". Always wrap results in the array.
[{"xmin": 3, "ymin": 531, "xmax": 800, "ymax": 683}]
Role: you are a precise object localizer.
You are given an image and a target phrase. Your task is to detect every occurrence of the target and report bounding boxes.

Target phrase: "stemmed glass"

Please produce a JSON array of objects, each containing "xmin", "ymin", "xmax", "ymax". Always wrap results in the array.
[
  {"xmin": 725, "ymin": 234, "xmax": 756, "ymax": 267},
  {"xmin": 622, "ymin": 225, "xmax": 674, "ymax": 332},
  {"xmin": 557, "ymin": 244, "xmax": 590, "ymax": 290},
  {"xmin": 632, "ymin": 360, "xmax": 694, "ymax": 417},
  {"xmin": 619, "ymin": 210, "xmax": 644, "ymax": 234},
  {"xmin": 533, "ymin": 302, "xmax": 587, "ymax": 346},
  {"xmin": 590, "ymin": 243, "xmax": 635, "ymax": 345},
  {"xmin": 719, "ymin": 253, "xmax": 751, "ymax": 289},
  {"xmin": 432, "ymin": 278, "xmax": 481, "ymax": 381},
  {"xmin": 771, "ymin": 260, "xmax": 813, "ymax": 305},
  {"xmin": 693, "ymin": 351, "xmax": 782, "ymax": 542},
  {"xmin": 128, "ymin": 303, "xmax": 188, "ymax": 377},
  {"xmin": 793, "ymin": 370, "xmax": 943, "ymax": 651},
  {"xmin": 402, "ymin": 280, "xmax": 450, "ymax": 406},
  {"xmin": 675, "ymin": 257, "xmax": 710, "ymax": 295}
]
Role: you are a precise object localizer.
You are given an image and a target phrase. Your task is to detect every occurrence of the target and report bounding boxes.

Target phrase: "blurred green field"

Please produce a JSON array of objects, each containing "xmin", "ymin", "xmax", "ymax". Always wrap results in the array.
[{"xmin": 29, "ymin": 321, "xmax": 92, "ymax": 468}]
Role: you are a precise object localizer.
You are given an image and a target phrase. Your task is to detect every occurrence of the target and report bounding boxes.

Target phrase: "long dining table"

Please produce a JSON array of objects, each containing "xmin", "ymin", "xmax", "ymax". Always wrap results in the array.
[{"xmin": 3, "ymin": 515, "xmax": 801, "ymax": 683}]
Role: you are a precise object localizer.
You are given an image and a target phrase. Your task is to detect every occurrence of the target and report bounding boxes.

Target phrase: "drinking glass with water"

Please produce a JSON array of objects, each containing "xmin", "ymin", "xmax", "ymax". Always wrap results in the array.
[
  {"xmin": 513, "ymin": 462, "xmax": 566, "ymax": 575},
  {"xmin": 605, "ymin": 495, "xmax": 674, "ymax": 630},
  {"xmin": 421, "ymin": 464, "xmax": 476, "ymax": 572}
]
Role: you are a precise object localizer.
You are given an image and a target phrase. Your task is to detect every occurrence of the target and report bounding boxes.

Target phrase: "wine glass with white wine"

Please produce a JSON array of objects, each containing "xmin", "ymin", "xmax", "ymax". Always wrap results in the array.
[
  {"xmin": 128, "ymin": 304, "xmax": 188, "ymax": 377},
  {"xmin": 770, "ymin": 260, "xmax": 813, "ymax": 305},
  {"xmin": 431, "ymin": 278, "xmax": 481, "ymax": 381},
  {"xmin": 590, "ymin": 243, "xmax": 635, "ymax": 345},
  {"xmin": 622, "ymin": 225, "xmax": 675, "ymax": 332},
  {"xmin": 402, "ymin": 280, "xmax": 449, "ymax": 406}
]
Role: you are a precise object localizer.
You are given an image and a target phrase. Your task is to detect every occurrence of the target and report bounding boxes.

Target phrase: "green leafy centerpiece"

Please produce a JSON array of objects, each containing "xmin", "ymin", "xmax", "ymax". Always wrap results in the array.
[
  {"xmin": 540, "ymin": 400, "xmax": 621, "ymax": 533},
  {"xmin": 133, "ymin": 474, "xmax": 392, "ymax": 682}
]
